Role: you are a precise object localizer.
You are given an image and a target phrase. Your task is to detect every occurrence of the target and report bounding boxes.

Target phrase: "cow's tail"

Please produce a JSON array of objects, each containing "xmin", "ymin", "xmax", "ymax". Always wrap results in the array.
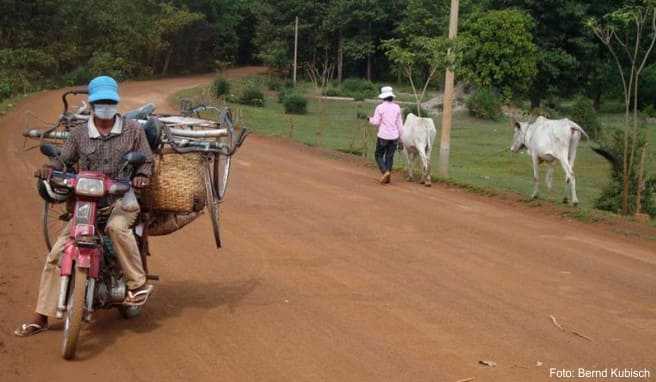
[
  {"xmin": 570, "ymin": 121, "xmax": 590, "ymax": 141},
  {"xmin": 591, "ymin": 146, "xmax": 622, "ymax": 172}
]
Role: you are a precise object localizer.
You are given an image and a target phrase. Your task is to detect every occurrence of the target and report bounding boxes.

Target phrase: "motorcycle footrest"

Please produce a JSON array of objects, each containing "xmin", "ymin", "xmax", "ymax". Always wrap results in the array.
[{"xmin": 146, "ymin": 274, "xmax": 160, "ymax": 281}]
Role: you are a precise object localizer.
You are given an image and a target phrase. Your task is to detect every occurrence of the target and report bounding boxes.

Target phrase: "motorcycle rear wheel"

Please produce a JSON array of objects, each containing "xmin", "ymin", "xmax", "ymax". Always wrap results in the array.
[{"xmin": 62, "ymin": 266, "xmax": 87, "ymax": 360}]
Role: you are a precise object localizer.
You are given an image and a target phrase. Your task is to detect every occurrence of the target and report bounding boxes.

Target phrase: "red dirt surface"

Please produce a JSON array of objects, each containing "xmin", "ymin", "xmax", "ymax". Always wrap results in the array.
[{"xmin": 1, "ymin": 67, "xmax": 654, "ymax": 382}]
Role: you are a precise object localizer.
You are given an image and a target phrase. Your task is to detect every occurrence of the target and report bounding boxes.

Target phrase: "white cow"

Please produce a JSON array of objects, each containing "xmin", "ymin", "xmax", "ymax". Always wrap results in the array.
[
  {"xmin": 510, "ymin": 116, "xmax": 588, "ymax": 205},
  {"xmin": 401, "ymin": 113, "xmax": 437, "ymax": 187}
]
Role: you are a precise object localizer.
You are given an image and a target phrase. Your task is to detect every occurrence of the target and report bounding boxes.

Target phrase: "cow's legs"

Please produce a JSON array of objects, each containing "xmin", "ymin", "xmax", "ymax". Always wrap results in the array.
[
  {"xmin": 530, "ymin": 155, "xmax": 540, "ymax": 199},
  {"xmin": 417, "ymin": 149, "xmax": 430, "ymax": 187},
  {"xmin": 545, "ymin": 163, "xmax": 555, "ymax": 192},
  {"xmin": 404, "ymin": 149, "xmax": 415, "ymax": 181},
  {"xmin": 424, "ymin": 144, "xmax": 433, "ymax": 186},
  {"xmin": 559, "ymin": 156, "xmax": 578, "ymax": 205}
]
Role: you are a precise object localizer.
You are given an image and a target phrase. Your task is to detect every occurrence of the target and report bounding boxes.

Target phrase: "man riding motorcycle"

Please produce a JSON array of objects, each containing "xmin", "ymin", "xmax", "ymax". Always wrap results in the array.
[{"xmin": 15, "ymin": 76, "xmax": 154, "ymax": 337}]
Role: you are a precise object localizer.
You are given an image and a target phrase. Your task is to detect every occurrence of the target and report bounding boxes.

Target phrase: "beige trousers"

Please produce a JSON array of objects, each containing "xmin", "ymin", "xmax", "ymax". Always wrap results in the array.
[{"xmin": 35, "ymin": 203, "xmax": 145, "ymax": 317}]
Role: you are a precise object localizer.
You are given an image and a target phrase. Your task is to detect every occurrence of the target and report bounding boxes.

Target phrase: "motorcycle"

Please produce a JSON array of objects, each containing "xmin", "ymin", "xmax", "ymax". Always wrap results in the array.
[{"xmin": 39, "ymin": 143, "xmax": 153, "ymax": 360}]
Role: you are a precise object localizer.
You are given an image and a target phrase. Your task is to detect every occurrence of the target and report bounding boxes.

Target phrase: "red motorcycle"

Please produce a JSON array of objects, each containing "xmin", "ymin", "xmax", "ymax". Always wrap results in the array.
[{"xmin": 40, "ymin": 144, "xmax": 151, "ymax": 359}]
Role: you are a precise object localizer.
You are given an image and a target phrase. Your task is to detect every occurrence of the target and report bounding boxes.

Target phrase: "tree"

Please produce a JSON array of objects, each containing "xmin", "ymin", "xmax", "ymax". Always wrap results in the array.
[
  {"xmin": 383, "ymin": 37, "xmax": 451, "ymax": 117},
  {"xmin": 588, "ymin": 2, "xmax": 656, "ymax": 215},
  {"xmin": 458, "ymin": 9, "xmax": 538, "ymax": 100}
]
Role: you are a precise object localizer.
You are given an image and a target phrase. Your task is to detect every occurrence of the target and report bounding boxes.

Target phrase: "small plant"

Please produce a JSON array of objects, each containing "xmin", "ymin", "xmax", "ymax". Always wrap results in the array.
[
  {"xmin": 341, "ymin": 78, "xmax": 377, "ymax": 98},
  {"xmin": 594, "ymin": 128, "xmax": 656, "ymax": 217},
  {"xmin": 283, "ymin": 93, "xmax": 308, "ymax": 114},
  {"xmin": 642, "ymin": 104, "xmax": 656, "ymax": 118},
  {"xmin": 278, "ymin": 86, "xmax": 292, "ymax": 103},
  {"xmin": 212, "ymin": 77, "xmax": 230, "ymax": 98},
  {"xmin": 62, "ymin": 66, "xmax": 92, "ymax": 86},
  {"xmin": 267, "ymin": 76, "xmax": 283, "ymax": 91},
  {"xmin": 324, "ymin": 86, "xmax": 340, "ymax": 97},
  {"xmin": 238, "ymin": 84, "xmax": 265, "ymax": 107},
  {"xmin": 0, "ymin": 81, "xmax": 12, "ymax": 101},
  {"xmin": 570, "ymin": 95, "xmax": 601, "ymax": 139},
  {"xmin": 466, "ymin": 88, "xmax": 502, "ymax": 120}
]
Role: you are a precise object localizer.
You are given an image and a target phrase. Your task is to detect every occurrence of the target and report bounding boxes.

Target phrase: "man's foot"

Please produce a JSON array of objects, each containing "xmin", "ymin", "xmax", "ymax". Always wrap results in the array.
[
  {"xmin": 124, "ymin": 284, "xmax": 154, "ymax": 306},
  {"xmin": 14, "ymin": 315, "xmax": 48, "ymax": 337},
  {"xmin": 383, "ymin": 171, "xmax": 391, "ymax": 184},
  {"xmin": 379, "ymin": 173, "xmax": 388, "ymax": 184}
]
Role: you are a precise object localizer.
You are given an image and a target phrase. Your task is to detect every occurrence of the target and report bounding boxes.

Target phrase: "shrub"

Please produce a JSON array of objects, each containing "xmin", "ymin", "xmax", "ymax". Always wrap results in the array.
[
  {"xmin": 283, "ymin": 93, "xmax": 308, "ymax": 114},
  {"xmin": 643, "ymin": 104, "xmax": 656, "ymax": 118},
  {"xmin": 225, "ymin": 94, "xmax": 238, "ymax": 103},
  {"xmin": 267, "ymin": 77, "xmax": 284, "ymax": 91},
  {"xmin": 238, "ymin": 84, "xmax": 265, "ymax": 107},
  {"xmin": 324, "ymin": 86, "xmax": 340, "ymax": 97},
  {"xmin": 212, "ymin": 77, "xmax": 230, "ymax": 97},
  {"xmin": 0, "ymin": 81, "xmax": 12, "ymax": 101},
  {"xmin": 88, "ymin": 51, "xmax": 133, "ymax": 81},
  {"xmin": 594, "ymin": 128, "xmax": 656, "ymax": 217},
  {"xmin": 351, "ymin": 92, "xmax": 367, "ymax": 101},
  {"xmin": 466, "ymin": 88, "xmax": 502, "ymax": 120},
  {"xmin": 570, "ymin": 95, "xmax": 601, "ymax": 140},
  {"xmin": 403, "ymin": 104, "xmax": 430, "ymax": 119},
  {"xmin": 62, "ymin": 66, "xmax": 93, "ymax": 86},
  {"xmin": 341, "ymin": 78, "xmax": 377, "ymax": 98}
]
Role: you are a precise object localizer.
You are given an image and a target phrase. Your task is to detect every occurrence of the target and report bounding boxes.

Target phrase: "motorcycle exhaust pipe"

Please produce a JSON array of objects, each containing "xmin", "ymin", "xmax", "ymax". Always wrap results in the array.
[
  {"xmin": 56, "ymin": 276, "xmax": 70, "ymax": 319},
  {"xmin": 84, "ymin": 278, "xmax": 96, "ymax": 322}
]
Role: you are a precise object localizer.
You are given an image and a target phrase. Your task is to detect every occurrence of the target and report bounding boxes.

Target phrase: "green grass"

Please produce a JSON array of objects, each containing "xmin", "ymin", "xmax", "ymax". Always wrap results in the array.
[{"xmin": 172, "ymin": 78, "xmax": 656, "ymax": 218}]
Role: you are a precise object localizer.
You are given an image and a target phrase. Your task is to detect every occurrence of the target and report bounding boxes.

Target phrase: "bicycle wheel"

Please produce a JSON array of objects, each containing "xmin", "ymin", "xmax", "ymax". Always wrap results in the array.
[
  {"xmin": 44, "ymin": 200, "xmax": 71, "ymax": 251},
  {"xmin": 204, "ymin": 162, "xmax": 222, "ymax": 248},
  {"xmin": 214, "ymin": 153, "xmax": 231, "ymax": 201}
]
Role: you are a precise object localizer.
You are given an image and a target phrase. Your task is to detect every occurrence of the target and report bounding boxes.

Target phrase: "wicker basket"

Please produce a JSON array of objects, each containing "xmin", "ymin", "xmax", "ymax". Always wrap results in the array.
[{"xmin": 143, "ymin": 150, "xmax": 206, "ymax": 213}]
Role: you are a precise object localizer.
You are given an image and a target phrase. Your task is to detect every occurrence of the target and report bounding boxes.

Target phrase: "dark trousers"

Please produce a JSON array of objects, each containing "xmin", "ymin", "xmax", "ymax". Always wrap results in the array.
[{"xmin": 375, "ymin": 138, "xmax": 398, "ymax": 174}]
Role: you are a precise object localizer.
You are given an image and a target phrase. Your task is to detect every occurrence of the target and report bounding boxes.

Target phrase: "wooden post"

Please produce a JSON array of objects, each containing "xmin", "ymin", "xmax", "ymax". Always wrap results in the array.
[
  {"xmin": 293, "ymin": 16, "xmax": 299, "ymax": 86},
  {"xmin": 438, "ymin": 0, "xmax": 460, "ymax": 178}
]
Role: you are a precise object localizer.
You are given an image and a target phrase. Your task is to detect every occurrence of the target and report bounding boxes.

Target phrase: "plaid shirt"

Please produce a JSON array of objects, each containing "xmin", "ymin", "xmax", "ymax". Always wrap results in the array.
[{"xmin": 51, "ymin": 115, "xmax": 153, "ymax": 178}]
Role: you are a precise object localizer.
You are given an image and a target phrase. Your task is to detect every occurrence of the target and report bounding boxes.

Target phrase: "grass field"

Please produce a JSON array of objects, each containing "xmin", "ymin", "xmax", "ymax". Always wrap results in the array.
[{"xmin": 172, "ymin": 76, "xmax": 656, "ymax": 221}]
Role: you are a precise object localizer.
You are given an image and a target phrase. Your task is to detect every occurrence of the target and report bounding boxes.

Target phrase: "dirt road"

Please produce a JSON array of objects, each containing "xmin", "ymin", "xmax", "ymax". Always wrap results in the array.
[{"xmin": 1, "ymin": 67, "xmax": 654, "ymax": 382}]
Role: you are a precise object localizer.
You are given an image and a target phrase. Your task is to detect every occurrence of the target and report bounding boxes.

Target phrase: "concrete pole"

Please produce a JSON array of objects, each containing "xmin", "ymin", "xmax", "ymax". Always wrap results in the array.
[
  {"xmin": 438, "ymin": 0, "xmax": 460, "ymax": 178},
  {"xmin": 293, "ymin": 16, "xmax": 299, "ymax": 86}
]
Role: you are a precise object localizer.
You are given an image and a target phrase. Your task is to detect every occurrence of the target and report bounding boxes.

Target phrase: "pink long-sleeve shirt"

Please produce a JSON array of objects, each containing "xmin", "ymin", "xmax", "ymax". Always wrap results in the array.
[{"xmin": 369, "ymin": 101, "xmax": 403, "ymax": 140}]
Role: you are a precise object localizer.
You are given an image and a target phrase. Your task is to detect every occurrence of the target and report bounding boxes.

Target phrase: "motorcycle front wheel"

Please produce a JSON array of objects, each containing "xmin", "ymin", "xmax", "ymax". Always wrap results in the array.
[{"xmin": 62, "ymin": 266, "xmax": 87, "ymax": 360}]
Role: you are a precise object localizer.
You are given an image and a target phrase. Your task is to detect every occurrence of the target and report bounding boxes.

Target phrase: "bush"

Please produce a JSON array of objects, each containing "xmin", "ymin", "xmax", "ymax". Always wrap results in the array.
[
  {"xmin": 283, "ymin": 93, "xmax": 308, "ymax": 114},
  {"xmin": 324, "ymin": 86, "xmax": 340, "ymax": 97},
  {"xmin": 341, "ymin": 78, "xmax": 377, "ymax": 98},
  {"xmin": 570, "ymin": 95, "xmax": 601, "ymax": 139},
  {"xmin": 0, "ymin": 81, "xmax": 12, "ymax": 101},
  {"xmin": 267, "ymin": 77, "xmax": 292, "ymax": 92},
  {"xmin": 88, "ymin": 51, "xmax": 133, "ymax": 81},
  {"xmin": 643, "ymin": 104, "xmax": 656, "ymax": 118},
  {"xmin": 466, "ymin": 88, "xmax": 502, "ymax": 120},
  {"xmin": 403, "ymin": 104, "xmax": 430, "ymax": 119},
  {"xmin": 238, "ymin": 84, "xmax": 265, "ymax": 107},
  {"xmin": 277, "ymin": 84, "xmax": 299, "ymax": 103},
  {"xmin": 212, "ymin": 77, "xmax": 230, "ymax": 97},
  {"xmin": 62, "ymin": 66, "xmax": 93, "ymax": 86},
  {"xmin": 594, "ymin": 128, "xmax": 656, "ymax": 217}
]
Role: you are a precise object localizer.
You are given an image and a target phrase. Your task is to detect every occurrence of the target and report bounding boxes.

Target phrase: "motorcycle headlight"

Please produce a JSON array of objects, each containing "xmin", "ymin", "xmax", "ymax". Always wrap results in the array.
[{"xmin": 75, "ymin": 177, "xmax": 105, "ymax": 197}]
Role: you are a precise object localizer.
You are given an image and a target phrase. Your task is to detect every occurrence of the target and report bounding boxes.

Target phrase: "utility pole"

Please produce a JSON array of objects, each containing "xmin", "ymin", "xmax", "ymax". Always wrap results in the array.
[
  {"xmin": 438, "ymin": 0, "xmax": 460, "ymax": 178},
  {"xmin": 293, "ymin": 16, "xmax": 299, "ymax": 86}
]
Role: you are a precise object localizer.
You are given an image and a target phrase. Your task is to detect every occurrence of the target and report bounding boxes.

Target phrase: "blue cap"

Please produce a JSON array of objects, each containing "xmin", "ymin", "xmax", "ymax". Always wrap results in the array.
[{"xmin": 88, "ymin": 76, "xmax": 120, "ymax": 103}]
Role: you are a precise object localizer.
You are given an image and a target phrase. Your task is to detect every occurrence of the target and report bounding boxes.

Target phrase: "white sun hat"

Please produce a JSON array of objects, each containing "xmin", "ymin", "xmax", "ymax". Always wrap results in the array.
[{"xmin": 378, "ymin": 86, "xmax": 396, "ymax": 99}]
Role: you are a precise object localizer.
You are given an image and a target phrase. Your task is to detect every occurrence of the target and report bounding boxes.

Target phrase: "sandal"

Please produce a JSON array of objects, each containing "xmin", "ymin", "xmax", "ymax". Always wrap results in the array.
[
  {"xmin": 123, "ymin": 284, "xmax": 154, "ymax": 306},
  {"xmin": 14, "ymin": 323, "xmax": 48, "ymax": 337}
]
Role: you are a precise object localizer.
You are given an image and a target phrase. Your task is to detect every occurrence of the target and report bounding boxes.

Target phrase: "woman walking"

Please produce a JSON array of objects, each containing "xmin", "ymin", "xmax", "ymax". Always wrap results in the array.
[{"xmin": 369, "ymin": 86, "xmax": 403, "ymax": 184}]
